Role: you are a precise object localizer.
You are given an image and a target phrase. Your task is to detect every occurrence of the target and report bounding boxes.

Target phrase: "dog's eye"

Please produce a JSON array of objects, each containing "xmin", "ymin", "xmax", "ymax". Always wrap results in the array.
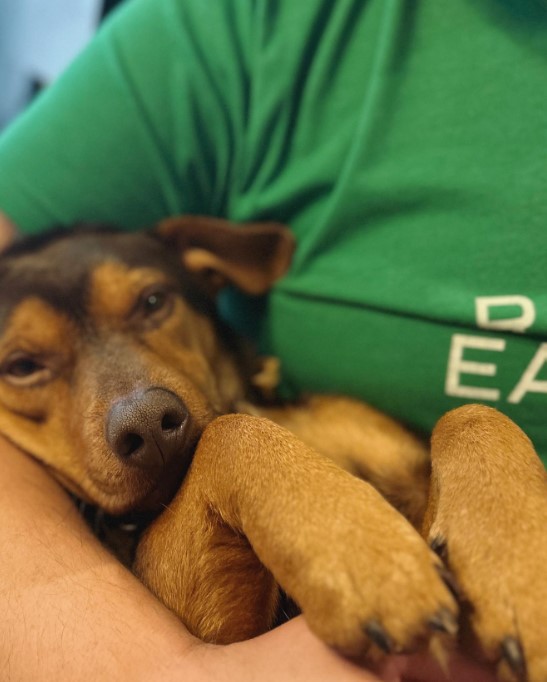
[
  {"xmin": 134, "ymin": 285, "xmax": 174, "ymax": 324},
  {"xmin": 0, "ymin": 354, "xmax": 50, "ymax": 387},
  {"xmin": 142, "ymin": 290, "xmax": 167, "ymax": 314},
  {"xmin": 131, "ymin": 284, "xmax": 174, "ymax": 327}
]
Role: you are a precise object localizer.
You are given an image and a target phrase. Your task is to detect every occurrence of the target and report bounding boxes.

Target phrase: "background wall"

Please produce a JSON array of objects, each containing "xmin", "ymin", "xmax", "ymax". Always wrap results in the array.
[{"xmin": 0, "ymin": 0, "xmax": 108, "ymax": 128}]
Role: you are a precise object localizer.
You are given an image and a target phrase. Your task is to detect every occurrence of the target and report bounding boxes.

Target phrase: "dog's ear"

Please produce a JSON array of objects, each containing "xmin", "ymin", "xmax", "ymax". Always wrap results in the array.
[{"xmin": 154, "ymin": 216, "xmax": 295, "ymax": 295}]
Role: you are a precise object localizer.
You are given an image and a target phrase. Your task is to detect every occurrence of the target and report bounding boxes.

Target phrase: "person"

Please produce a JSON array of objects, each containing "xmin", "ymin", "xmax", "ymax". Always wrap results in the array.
[{"xmin": 0, "ymin": 0, "xmax": 545, "ymax": 678}]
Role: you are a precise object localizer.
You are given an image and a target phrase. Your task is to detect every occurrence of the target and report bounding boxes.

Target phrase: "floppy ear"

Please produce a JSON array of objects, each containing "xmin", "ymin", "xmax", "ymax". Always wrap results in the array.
[{"xmin": 154, "ymin": 215, "xmax": 295, "ymax": 295}]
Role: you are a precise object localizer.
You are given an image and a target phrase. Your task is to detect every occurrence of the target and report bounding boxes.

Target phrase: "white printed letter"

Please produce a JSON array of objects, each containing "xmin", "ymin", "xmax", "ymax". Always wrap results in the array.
[
  {"xmin": 475, "ymin": 295, "xmax": 535, "ymax": 333},
  {"xmin": 508, "ymin": 343, "xmax": 547, "ymax": 404},
  {"xmin": 445, "ymin": 334, "xmax": 505, "ymax": 401}
]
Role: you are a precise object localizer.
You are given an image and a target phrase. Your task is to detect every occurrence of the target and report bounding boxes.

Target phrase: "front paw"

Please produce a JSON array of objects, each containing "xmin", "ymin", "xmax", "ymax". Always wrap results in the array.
[
  {"xmin": 427, "ymin": 405, "xmax": 547, "ymax": 682},
  {"xmin": 282, "ymin": 473, "xmax": 458, "ymax": 658},
  {"xmin": 428, "ymin": 526, "xmax": 547, "ymax": 682}
]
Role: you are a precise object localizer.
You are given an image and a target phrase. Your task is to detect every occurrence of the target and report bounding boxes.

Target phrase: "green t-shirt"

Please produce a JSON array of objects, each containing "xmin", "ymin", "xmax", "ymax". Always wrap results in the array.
[{"xmin": 0, "ymin": 0, "xmax": 546, "ymax": 460}]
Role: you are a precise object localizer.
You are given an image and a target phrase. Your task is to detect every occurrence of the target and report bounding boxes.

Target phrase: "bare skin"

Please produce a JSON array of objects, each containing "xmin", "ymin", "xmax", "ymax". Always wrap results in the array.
[
  {"xmin": 0, "ymin": 212, "xmax": 15, "ymax": 250},
  {"xmin": 0, "ymin": 214, "xmax": 495, "ymax": 681}
]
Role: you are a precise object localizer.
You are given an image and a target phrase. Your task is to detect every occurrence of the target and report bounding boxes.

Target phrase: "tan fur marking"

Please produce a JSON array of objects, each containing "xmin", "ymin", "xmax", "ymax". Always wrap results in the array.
[
  {"xmin": 0, "ymin": 299, "xmax": 88, "ymax": 496},
  {"xmin": 0, "ymin": 298, "xmax": 77, "ymax": 429},
  {"xmin": 88, "ymin": 261, "xmax": 172, "ymax": 323},
  {"xmin": 0, "ymin": 297, "xmax": 75, "ymax": 357},
  {"xmin": 238, "ymin": 396, "xmax": 429, "ymax": 529}
]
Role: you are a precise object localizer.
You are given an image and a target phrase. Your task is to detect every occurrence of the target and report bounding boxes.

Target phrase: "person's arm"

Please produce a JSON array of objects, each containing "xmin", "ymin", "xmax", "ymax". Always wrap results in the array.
[
  {"xmin": 0, "ymin": 437, "xmax": 196, "ymax": 682},
  {"xmin": 0, "ymin": 212, "xmax": 15, "ymax": 250},
  {"xmin": 0, "ymin": 433, "xmax": 398, "ymax": 682}
]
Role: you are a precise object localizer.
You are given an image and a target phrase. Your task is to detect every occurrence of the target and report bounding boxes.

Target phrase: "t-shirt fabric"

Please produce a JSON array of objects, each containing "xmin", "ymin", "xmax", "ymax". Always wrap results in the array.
[{"xmin": 0, "ymin": 0, "xmax": 546, "ymax": 460}]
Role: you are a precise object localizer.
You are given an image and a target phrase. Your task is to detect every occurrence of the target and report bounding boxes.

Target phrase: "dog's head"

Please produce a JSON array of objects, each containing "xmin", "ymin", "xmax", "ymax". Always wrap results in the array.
[{"xmin": 0, "ymin": 216, "xmax": 294, "ymax": 514}]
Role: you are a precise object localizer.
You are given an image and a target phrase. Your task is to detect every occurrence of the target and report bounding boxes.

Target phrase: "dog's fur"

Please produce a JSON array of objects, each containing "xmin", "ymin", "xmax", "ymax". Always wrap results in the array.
[{"xmin": 1, "ymin": 216, "xmax": 547, "ymax": 680}]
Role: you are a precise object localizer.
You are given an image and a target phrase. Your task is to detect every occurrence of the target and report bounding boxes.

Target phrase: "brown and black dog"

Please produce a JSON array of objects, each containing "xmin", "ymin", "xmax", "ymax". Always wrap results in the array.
[{"xmin": 0, "ymin": 216, "xmax": 546, "ymax": 680}]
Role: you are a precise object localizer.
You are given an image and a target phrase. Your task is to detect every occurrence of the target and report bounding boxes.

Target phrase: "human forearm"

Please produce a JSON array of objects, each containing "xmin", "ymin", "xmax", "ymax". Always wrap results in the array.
[
  {"xmin": 0, "ymin": 211, "xmax": 15, "ymax": 250},
  {"xmin": 0, "ymin": 439, "xmax": 200, "ymax": 682}
]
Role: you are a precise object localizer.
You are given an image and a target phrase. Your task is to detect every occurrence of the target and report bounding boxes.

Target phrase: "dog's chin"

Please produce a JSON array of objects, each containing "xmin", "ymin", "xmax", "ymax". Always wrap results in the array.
[
  {"xmin": 132, "ymin": 460, "xmax": 190, "ymax": 512},
  {"xmin": 92, "ymin": 442, "xmax": 196, "ymax": 516}
]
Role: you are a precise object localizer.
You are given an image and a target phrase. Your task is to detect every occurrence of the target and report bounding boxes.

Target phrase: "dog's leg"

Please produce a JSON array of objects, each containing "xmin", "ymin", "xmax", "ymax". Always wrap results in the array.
[
  {"xmin": 136, "ymin": 413, "xmax": 456, "ymax": 656},
  {"xmin": 240, "ymin": 396, "xmax": 429, "ymax": 528},
  {"xmin": 135, "ymin": 448, "xmax": 279, "ymax": 644},
  {"xmin": 424, "ymin": 404, "xmax": 547, "ymax": 682}
]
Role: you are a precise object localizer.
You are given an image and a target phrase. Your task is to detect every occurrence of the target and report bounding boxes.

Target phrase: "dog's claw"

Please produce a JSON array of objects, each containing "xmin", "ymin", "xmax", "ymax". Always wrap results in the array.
[
  {"xmin": 501, "ymin": 636, "xmax": 526, "ymax": 679},
  {"xmin": 429, "ymin": 536, "xmax": 447, "ymax": 560},
  {"xmin": 434, "ymin": 563, "xmax": 460, "ymax": 601},
  {"xmin": 427, "ymin": 607, "xmax": 458, "ymax": 636},
  {"xmin": 363, "ymin": 619, "xmax": 394, "ymax": 653}
]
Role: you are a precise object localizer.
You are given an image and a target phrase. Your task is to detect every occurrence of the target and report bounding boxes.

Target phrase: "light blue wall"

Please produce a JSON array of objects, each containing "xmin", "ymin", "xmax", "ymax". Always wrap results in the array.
[{"xmin": 0, "ymin": 0, "xmax": 101, "ymax": 127}]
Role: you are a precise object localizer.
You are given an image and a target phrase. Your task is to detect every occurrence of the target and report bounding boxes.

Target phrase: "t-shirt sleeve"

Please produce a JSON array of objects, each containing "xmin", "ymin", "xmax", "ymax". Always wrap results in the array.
[{"xmin": 0, "ymin": 0, "xmax": 251, "ymax": 233}]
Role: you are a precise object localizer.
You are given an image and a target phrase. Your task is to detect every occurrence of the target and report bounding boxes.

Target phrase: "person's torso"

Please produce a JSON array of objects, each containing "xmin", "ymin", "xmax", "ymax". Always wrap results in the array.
[{"xmin": 222, "ymin": 0, "xmax": 547, "ymax": 460}]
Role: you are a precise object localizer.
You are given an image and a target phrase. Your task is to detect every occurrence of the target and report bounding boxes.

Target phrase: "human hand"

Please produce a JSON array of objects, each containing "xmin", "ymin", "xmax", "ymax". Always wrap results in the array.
[
  {"xmin": 377, "ymin": 647, "xmax": 496, "ymax": 682},
  {"xmin": 185, "ymin": 616, "xmax": 496, "ymax": 682},
  {"xmin": 187, "ymin": 616, "xmax": 384, "ymax": 682}
]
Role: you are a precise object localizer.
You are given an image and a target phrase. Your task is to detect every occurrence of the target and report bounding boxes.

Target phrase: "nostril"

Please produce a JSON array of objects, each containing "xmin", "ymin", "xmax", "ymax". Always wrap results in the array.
[
  {"xmin": 119, "ymin": 432, "xmax": 145, "ymax": 459},
  {"xmin": 161, "ymin": 410, "xmax": 186, "ymax": 432},
  {"xmin": 106, "ymin": 388, "xmax": 190, "ymax": 468}
]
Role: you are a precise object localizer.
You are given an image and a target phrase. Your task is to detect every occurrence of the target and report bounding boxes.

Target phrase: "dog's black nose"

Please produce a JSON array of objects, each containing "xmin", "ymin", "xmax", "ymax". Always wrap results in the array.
[{"xmin": 106, "ymin": 388, "xmax": 189, "ymax": 469}]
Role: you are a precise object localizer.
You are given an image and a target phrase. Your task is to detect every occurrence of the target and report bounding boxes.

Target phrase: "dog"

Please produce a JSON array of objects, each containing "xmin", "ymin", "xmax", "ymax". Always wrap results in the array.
[{"xmin": 0, "ymin": 215, "xmax": 546, "ymax": 680}]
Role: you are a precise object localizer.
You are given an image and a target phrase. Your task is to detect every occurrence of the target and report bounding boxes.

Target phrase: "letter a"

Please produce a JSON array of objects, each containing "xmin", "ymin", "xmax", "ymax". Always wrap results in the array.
[{"xmin": 508, "ymin": 343, "xmax": 547, "ymax": 404}]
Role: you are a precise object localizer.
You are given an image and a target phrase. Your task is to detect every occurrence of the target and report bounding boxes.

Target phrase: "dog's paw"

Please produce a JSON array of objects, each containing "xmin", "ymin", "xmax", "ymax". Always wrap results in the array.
[
  {"xmin": 428, "ymin": 523, "xmax": 547, "ymax": 682},
  {"xmin": 284, "ymin": 473, "xmax": 458, "ymax": 659},
  {"xmin": 427, "ymin": 404, "xmax": 547, "ymax": 682}
]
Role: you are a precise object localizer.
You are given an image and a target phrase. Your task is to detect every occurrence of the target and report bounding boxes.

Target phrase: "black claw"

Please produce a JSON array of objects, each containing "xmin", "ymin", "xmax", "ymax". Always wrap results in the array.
[
  {"xmin": 429, "ymin": 535, "xmax": 448, "ymax": 561},
  {"xmin": 428, "ymin": 607, "xmax": 458, "ymax": 636},
  {"xmin": 363, "ymin": 620, "xmax": 394, "ymax": 654},
  {"xmin": 501, "ymin": 636, "xmax": 526, "ymax": 678},
  {"xmin": 435, "ymin": 563, "xmax": 460, "ymax": 601}
]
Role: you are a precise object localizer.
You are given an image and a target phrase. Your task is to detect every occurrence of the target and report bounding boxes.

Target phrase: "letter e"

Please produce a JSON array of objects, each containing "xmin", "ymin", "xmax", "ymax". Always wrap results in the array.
[{"xmin": 445, "ymin": 334, "xmax": 505, "ymax": 401}]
